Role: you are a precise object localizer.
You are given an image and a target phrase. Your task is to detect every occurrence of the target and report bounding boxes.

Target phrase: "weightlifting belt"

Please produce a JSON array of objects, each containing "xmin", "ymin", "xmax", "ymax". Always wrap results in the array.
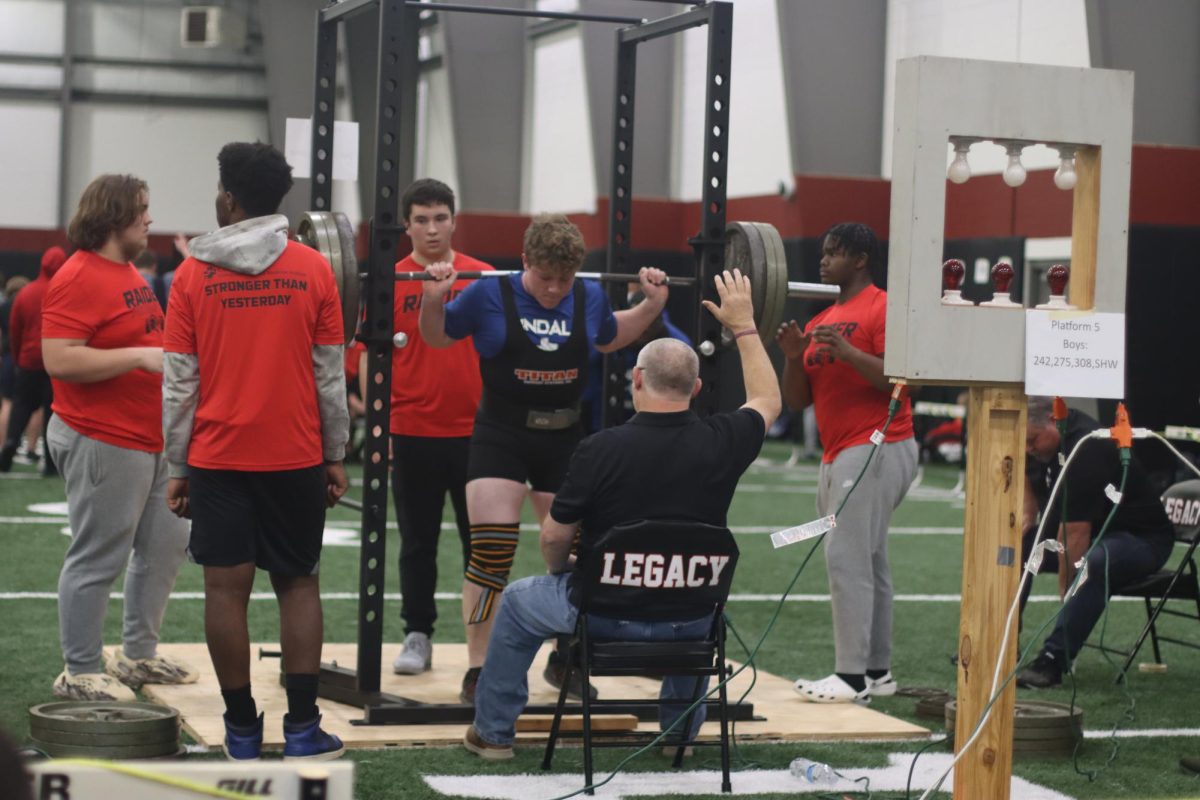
[{"xmin": 480, "ymin": 392, "xmax": 581, "ymax": 431}]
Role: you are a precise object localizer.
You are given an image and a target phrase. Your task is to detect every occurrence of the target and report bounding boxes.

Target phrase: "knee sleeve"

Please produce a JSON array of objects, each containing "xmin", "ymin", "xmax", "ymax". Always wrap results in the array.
[{"xmin": 464, "ymin": 523, "xmax": 520, "ymax": 624}]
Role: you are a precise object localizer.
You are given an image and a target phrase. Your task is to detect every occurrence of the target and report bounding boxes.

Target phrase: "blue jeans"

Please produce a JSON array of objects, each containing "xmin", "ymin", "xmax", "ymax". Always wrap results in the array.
[
  {"xmin": 473, "ymin": 573, "xmax": 715, "ymax": 746},
  {"xmin": 1042, "ymin": 529, "xmax": 1173, "ymax": 662}
]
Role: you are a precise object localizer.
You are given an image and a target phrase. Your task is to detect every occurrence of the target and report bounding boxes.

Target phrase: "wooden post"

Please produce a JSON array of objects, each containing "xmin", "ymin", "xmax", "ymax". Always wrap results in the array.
[
  {"xmin": 953, "ymin": 385, "xmax": 1027, "ymax": 800},
  {"xmin": 1070, "ymin": 145, "xmax": 1102, "ymax": 310}
]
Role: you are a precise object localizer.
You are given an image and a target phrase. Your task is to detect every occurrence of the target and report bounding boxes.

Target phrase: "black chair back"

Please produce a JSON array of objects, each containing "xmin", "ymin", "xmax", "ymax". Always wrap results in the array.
[
  {"xmin": 1162, "ymin": 479, "xmax": 1200, "ymax": 545},
  {"xmin": 578, "ymin": 519, "xmax": 739, "ymax": 622}
]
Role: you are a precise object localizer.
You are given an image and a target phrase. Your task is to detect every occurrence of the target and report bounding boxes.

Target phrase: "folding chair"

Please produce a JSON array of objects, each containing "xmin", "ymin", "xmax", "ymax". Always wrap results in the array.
[
  {"xmin": 1088, "ymin": 479, "xmax": 1200, "ymax": 681},
  {"xmin": 540, "ymin": 520, "xmax": 739, "ymax": 794}
]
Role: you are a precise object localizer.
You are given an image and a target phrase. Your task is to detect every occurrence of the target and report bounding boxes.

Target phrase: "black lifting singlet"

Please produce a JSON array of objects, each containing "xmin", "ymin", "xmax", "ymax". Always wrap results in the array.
[{"xmin": 478, "ymin": 275, "xmax": 589, "ymax": 430}]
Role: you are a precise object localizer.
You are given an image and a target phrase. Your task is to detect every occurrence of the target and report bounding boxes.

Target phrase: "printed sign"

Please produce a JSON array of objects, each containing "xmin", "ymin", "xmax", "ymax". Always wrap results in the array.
[{"xmin": 1024, "ymin": 310, "xmax": 1125, "ymax": 399}]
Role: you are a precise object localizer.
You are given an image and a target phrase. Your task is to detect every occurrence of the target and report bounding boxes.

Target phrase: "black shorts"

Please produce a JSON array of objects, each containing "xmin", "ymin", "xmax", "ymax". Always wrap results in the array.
[
  {"xmin": 188, "ymin": 464, "xmax": 327, "ymax": 576},
  {"xmin": 467, "ymin": 418, "xmax": 581, "ymax": 494}
]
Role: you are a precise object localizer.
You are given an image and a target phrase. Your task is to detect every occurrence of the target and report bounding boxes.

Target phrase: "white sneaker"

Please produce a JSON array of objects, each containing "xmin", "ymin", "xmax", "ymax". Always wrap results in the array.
[
  {"xmin": 793, "ymin": 674, "xmax": 870, "ymax": 704},
  {"xmin": 392, "ymin": 632, "xmax": 432, "ymax": 675},
  {"xmin": 53, "ymin": 669, "xmax": 136, "ymax": 702},
  {"xmin": 867, "ymin": 671, "xmax": 898, "ymax": 697}
]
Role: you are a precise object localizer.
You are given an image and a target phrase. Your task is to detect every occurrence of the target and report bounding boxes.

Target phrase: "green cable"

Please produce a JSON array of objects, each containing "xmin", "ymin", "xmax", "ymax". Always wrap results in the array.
[{"xmin": 544, "ymin": 400, "xmax": 904, "ymax": 800}]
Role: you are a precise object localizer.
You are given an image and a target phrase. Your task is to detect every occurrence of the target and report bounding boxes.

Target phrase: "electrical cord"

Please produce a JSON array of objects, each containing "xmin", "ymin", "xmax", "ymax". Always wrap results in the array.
[{"xmin": 544, "ymin": 386, "xmax": 907, "ymax": 800}]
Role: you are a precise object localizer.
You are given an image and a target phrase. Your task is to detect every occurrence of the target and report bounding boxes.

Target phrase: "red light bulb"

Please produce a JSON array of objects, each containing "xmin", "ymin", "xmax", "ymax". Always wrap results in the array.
[
  {"xmin": 992, "ymin": 262, "xmax": 1014, "ymax": 293},
  {"xmin": 1047, "ymin": 263, "xmax": 1070, "ymax": 296},
  {"xmin": 943, "ymin": 259, "xmax": 966, "ymax": 291}
]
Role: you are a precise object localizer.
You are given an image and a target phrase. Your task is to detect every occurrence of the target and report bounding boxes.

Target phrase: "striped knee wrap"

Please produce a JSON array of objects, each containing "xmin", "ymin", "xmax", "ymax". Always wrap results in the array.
[{"xmin": 465, "ymin": 523, "xmax": 520, "ymax": 624}]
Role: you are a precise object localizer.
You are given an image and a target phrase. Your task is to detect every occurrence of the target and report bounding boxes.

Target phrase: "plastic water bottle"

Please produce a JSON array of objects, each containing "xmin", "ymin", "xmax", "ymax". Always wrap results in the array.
[{"xmin": 789, "ymin": 757, "xmax": 837, "ymax": 785}]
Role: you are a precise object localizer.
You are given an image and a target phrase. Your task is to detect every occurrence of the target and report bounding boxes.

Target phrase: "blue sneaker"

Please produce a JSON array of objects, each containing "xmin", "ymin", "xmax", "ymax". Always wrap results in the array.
[
  {"xmin": 224, "ymin": 713, "xmax": 263, "ymax": 761},
  {"xmin": 283, "ymin": 714, "xmax": 345, "ymax": 761}
]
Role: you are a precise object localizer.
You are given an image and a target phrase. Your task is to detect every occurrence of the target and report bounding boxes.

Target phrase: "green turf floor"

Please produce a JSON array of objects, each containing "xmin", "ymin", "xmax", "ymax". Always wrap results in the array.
[{"xmin": 2, "ymin": 441, "xmax": 1199, "ymax": 798}]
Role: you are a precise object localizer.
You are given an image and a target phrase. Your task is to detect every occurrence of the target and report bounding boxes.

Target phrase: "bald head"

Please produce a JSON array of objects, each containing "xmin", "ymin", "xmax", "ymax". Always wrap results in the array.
[{"xmin": 635, "ymin": 338, "xmax": 699, "ymax": 402}]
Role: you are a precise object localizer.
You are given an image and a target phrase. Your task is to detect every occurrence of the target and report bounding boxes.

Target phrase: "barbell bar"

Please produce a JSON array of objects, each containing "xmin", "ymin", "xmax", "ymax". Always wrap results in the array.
[
  {"xmin": 297, "ymin": 212, "xmax": 839, "ymax": 347},
  {"xmin": 379, "ymin": 269, "xmax": 840, "ymax": 304}
]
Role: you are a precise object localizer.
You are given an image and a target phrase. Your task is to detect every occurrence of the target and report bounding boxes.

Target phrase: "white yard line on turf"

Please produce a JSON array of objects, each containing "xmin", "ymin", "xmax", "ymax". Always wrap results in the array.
[
  {"xmin": 423, "ymin": 752, "xmax": 1074, "ymax": 800},
  {"xmin": 0, "ymin": 592, "xmax": 1146, "ymax": 603}
]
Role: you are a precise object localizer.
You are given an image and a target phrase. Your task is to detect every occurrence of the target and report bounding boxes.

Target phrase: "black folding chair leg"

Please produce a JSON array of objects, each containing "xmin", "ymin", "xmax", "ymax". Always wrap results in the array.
[{"xmin": 542, "ymin": 672, "xmax": 574, "ymax": 770}]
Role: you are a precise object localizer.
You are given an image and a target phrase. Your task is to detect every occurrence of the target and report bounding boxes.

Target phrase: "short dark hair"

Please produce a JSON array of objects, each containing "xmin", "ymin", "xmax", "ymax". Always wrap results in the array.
[
  {"xmin": 218, "ymin": 142, "xmax": 294, "ymax": 217},
  {"xmin": 401, "ymin": 178, "xmax": 456, "ymax": 220},
  {"xmin": 821, "ymin": 222, "xmax": 878, "ymax": 269},
  {"xmin": 67, "ymin": 174, "xmax": 148, "ymax": 252}
]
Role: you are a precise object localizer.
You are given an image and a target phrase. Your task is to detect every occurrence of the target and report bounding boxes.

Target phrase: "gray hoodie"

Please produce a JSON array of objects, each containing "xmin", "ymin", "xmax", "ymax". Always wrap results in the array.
[{"xmin": 162, "ymin": 214, "xmax": 349, "ymax": 478}]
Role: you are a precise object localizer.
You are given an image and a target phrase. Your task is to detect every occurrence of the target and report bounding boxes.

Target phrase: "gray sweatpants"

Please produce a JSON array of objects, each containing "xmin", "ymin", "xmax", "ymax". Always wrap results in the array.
[
  {"xmin": 817, "ymin": 438, "xmax": 918, "ymax": 675},
  {"xmin": 47, "ymin": 415, "xmax": 190, "ymax": 675}
]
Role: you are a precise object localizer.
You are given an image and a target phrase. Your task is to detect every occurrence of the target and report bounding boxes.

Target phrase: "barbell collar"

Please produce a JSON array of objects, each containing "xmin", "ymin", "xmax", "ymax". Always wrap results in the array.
[
  {"xmin": 382, "ymin": 270, "xmax": 697, "ymax": 287},
  {"xmin": 787, "ymin": 281, "xmax": 840, "ymax": 300}
]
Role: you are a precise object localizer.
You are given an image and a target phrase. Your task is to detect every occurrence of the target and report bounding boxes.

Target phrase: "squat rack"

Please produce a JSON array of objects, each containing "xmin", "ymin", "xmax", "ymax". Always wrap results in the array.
[{"xmin": 307, "ymin": 0, "xmax": 739, "ymax": 725}]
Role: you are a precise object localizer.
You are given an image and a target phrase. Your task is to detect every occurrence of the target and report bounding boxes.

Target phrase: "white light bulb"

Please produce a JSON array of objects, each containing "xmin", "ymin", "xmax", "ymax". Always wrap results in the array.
[
  {"xmin": 948, "ymin": 151, "xmax": 971, "ymax": 184},
  {"xmin": 1054, "ymin": 156, "xmax": 1077, "ymax": 190},
  {"xmin": 1002, "ymin": 152, "xmax": 1027, "ymax": 188}
]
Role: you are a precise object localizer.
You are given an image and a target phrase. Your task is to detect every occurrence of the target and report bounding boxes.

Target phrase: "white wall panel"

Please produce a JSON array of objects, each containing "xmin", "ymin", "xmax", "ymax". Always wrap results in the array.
[
  {"xmin": 415, "ymin": 68, "xmax": 459, "ymax": 196},
  {"xmin": 673, "ymin": 0, "xmax": 792, "ymax": 201},
  {"xmin": 67, "ymin": 103, "xmax": 269, "ymax": 233},
  {"xmin": 0, "ymin": 0, "xmax": 64, "ymax": 55},
  {"xmin": 525, "ymin": 28, "xmax": 596, "ymax": 214},
  {"xmin": 883, "ymin": 0, "xmax": 1090, "ymax": 178},
  {"xmin": 0, "ymin": 101, "xmax": 61, "ymax": 229}
]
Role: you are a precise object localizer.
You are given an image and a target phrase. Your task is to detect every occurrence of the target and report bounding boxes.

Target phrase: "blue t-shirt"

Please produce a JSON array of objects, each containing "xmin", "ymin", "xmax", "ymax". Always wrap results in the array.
[{"xmin": 445, "ymin": 272, "xmax": 618, "ymax": 359}]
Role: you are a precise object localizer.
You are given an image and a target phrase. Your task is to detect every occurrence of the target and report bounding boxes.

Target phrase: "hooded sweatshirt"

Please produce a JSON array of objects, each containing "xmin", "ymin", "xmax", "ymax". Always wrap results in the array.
[
  {"xmin": 10, "ymin": 246, "xmax": 66, "ymax": 370},
  {"xmin": 162, "ymin": 214, "xmax": 349, "ymax": 477}
]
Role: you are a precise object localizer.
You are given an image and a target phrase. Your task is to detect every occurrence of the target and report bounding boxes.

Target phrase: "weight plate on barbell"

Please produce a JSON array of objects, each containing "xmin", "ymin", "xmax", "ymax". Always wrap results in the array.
[
  {"xmin": 29, "ymin": 701, "xmax": 179, "ymax": 736},
  {"xmin": 27, "ymin": 726, "xmax": 179, "ymax": 747},
  {"xmin": 749, "ymin": 222, "xmax": 788, "ymax": 345},
  {"xmin": 723, "ymin": 222, "xmax": 789, "ymax": 346},
  {"xmin": 298, "ymin": 211, "xmax": 360, "ymax": 346}
]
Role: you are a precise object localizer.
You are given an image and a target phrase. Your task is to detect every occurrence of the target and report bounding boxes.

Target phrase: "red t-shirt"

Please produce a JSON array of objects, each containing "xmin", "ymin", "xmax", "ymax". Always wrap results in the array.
[
  {"xmin": 803, "ymin": 284, "xmax": 913, "ymax": 463},
  {"xmin": 163, "ymin": 241, "xmax": 344, "ymax": 471},
  {"xmin": 41, "ymin": 251, "xmax": 166, "ymax": 452},
  {"xmin": 389, "ymin": 252, "xmax": 490, "ymax": 437}
]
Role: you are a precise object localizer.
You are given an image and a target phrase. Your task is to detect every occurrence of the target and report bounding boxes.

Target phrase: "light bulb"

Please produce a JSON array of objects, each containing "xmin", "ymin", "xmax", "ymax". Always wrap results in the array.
[
  {"xmin": 1002, "ymin": 152, "xmax": 1026, "ymax": 188},
  {"xmin": 1054, "ymin": 147, "xmax": 1077, "ymax": 190},
  {"xmin": 948, "ymin": 151, "xmax": 971, "ymax": 184}
]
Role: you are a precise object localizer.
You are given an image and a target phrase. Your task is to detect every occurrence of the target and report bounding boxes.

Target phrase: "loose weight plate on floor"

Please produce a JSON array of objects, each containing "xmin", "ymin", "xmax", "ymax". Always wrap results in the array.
[{"xmin": 29, "ymin": 701, "xmax": 180, "ymax": 758}]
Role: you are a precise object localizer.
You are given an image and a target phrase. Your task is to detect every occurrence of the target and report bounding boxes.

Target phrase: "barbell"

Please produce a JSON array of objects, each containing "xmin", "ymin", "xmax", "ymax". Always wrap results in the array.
[{"xmin": 296, "ymin": 211, "xmax": 838, "ymax": 347}]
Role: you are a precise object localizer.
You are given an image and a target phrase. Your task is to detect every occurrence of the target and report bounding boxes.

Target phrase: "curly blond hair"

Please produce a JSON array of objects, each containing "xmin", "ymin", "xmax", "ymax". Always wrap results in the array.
[{"xmin": 523, "ymin": 214, "xmax": 586, "ymax": 278}]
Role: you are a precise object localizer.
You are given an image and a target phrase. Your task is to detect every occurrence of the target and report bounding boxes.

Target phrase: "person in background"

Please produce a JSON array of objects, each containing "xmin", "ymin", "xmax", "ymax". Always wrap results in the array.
[
  {"xmin": 163, "ymin": 142, "xmax": 349, "ymax": 761},
  {"xmin": 0, "ymin": 247, "xmax": 66, "ymax": 476},
  {"xmin": 42, "ymin": 174, "xmax": 194, "ymax": 701},
  {"xmin": 777, "ymin": 222, "xmax": 917, "ymax": 704}
]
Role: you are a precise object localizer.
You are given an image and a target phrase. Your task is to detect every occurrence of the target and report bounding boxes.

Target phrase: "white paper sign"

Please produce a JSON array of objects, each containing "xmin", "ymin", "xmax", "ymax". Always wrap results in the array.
[
  {"xmin": 284, "ymin": 118, "xmax": 359, "ymax": 181},
  {"xmin": 1024, "ymin": 310, "xmax": 1125, "ymax": 399}
]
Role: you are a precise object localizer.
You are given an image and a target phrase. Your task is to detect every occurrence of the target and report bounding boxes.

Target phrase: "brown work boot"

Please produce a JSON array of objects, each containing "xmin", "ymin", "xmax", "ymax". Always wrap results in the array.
[
  {"xmin": 460, "ymin": 667, "xmax": 481, "ymax": 704},
  {"xmin": 544, "ymin": 650, "xmax": 598, "ymax": 701},
  {"xmin": 463, "ymin": 724, "xmax": 513, "ymax": 760}
]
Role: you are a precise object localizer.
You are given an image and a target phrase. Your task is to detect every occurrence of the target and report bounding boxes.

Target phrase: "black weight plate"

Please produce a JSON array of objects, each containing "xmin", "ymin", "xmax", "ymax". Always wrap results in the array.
[
  {"xmin": 29, "ymin": 702, "xmax": 179, "ymax": 736},
  {"xmin": 29, "ymin": 736, "xmax": 180, "ymax": 759},
  {"xmin": 748, "ymin": 222, "xmax": 788, "ymax": 346},
  {"xmin": 30, "ymin": 726, "xmax": 178, "ymax": 747},
  {"xmin": 898, "ymin": 686, "xmax": 953, "ymax": 699}
]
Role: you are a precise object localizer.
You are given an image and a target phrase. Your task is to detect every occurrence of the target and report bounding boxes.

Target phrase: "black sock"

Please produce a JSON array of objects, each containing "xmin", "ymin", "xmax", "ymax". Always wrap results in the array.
[
  {"xmin": 221, "ymin": 685, "xmax": 257, "ymax": 727},
  {"xmin": 866, "ymin": 668, "xmax": 890, "ymax": 680},
  {"xmin": 836, "ymin": 672, "xmax": 867, "ymax": 692},
  {"xmin": 285, "ymin": 673, "xmax": 320, "ymax": 725}
]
